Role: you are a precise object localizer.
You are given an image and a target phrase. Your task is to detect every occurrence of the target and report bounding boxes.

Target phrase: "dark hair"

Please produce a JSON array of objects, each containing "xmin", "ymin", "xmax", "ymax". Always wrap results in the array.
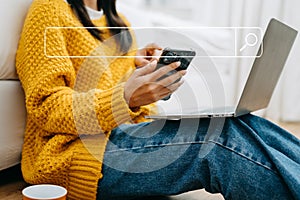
[{"xmin": 67, "ymin": 0, "xmax": 132, "ymax": 53}]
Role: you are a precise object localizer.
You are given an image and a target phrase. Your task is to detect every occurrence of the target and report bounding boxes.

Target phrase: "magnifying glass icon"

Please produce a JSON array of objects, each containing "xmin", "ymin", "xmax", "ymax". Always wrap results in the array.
[{"xmin": 240, "ymin": 33, "xmax": 258, "ymax": 52}]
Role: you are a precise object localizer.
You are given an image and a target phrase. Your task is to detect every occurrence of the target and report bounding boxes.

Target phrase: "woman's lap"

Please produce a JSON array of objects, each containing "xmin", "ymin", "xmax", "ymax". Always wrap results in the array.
[{"xmin": 97, "ymin": 114, "xmax": 300, "ymax": 200}]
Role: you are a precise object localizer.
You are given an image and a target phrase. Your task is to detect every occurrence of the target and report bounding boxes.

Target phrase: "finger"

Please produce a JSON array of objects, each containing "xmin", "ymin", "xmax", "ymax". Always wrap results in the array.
[
  {"xmin": 137, "ymin": 43, "xmax": 162, "ymax": 57},
  {"xmin": 145, "ymin": 43, "xmax": 163, "ymax": 51},
  {"xmin": 145, "ymin": 43, "xmax": 163, "ymax": 60},
  {"xmin": 166, "ymin": 79, "xmax": 184, "ymax": 92},
  {"xmin": 158, "ymin": 80, "xmax": 184, "ymax": 100},
  {"xmin": 179, "ymin": 70, "xmax": 187, "ymax": 77},
  {"xmin": 151, "ymin": 49, "xmax": 162, "ymax": 62},
  {"xmin": 158, "ymin": 71, "xmax": 184, "ymax": 87},
  {"xmin": 135, "ymin": 57, "xmax": 150, "ymax": 68},
  {"xmin": 150, "ymin": 61, "xmax": 181, "ymax": 81},
  {"xmin": 159, "ymin": 80, "xmax": 184, "ymax": 99},
  {"xmin": 135, "ymin": 44, "xmax": 162, "ymax": 64},
  {"xmin": 136, "ymin": 60, "xmax": 157, "ymax": 76}
]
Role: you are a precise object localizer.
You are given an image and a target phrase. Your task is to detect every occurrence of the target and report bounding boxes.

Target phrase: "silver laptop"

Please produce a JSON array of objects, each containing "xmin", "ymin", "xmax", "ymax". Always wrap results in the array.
[{"xmin": 146, "ymin": 18, "xmax": 298, "ymax": 120}]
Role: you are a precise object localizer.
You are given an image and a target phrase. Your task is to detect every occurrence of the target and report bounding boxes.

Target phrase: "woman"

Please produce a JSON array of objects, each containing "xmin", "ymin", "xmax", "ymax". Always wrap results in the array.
[{"xmin": 16, "ymin": 0, "xmax": 300, "ymax": 199}]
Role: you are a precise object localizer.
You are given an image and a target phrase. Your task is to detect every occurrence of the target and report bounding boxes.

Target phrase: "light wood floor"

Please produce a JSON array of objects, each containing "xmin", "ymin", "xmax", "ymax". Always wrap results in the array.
[{"xmin": 1, "ymin": 121, "xmax": 299, "ymax": 200}]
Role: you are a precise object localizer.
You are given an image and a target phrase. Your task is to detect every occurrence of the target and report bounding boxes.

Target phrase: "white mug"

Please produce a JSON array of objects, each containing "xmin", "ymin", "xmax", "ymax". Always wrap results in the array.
[{"xmin": 22, "ymin": 184, "xmax": 67, "ymax": 200}]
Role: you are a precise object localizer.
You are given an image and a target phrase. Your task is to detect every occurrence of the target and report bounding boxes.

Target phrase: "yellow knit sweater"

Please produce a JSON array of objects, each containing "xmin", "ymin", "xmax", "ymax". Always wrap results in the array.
[{"xmin": 16, "ymin": 0, "xmax": 150, "ymax": 199}]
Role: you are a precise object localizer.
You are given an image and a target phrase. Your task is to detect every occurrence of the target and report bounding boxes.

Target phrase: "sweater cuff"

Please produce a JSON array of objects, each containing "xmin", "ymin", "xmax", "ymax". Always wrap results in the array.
[
  {"xmin": 95, "ymin": 83, "xmax": 145, "ymax": 131},
  {"xmin": 111, "ymin": 83, "xmax": 145, "ymax": 122}
]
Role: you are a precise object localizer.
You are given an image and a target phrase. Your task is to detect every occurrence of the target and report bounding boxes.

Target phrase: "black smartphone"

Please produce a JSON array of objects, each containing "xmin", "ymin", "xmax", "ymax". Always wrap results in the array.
[
  {"xmin": 157, "ymin": 48, "xmax": 196, "ymax": 72},
  {"xmin": 156, "ymin": 48, "xmax": 196, "ymax": 100}
]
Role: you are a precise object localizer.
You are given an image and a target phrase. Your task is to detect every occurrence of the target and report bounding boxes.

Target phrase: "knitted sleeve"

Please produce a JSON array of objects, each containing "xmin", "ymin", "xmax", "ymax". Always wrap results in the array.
[{"xmin": 16, "ymin": 0, "xmax": 148, "ymax": 136}]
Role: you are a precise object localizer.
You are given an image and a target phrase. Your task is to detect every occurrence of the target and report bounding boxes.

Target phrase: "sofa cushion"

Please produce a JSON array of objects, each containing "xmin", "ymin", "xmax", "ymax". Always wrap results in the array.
[
  {"xmin": 0, "ymin": 0, "xmax": 32, "ymax": 80},
  {"xmin": 0, "ymin": 80, "xmax": 26, "ymax": 170}
]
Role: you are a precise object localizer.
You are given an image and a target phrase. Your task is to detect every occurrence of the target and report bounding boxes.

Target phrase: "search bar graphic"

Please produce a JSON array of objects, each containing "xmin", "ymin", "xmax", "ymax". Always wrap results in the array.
[
  {"xmin": 133, "ymin": 27, "xmax": 263, "ymax": 58},
  {"xmin": 45, "ymin": 27, "xmax": 263, "ymax": 58},
  {"xmin": 240, "ymin": 33, "xmax": 259, "ymax": 52}
]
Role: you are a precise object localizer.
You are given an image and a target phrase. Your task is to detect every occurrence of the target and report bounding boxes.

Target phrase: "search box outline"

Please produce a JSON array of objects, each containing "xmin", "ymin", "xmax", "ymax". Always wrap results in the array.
[{"xmin": 44, "ymin": 26, "xmax": 264, "ymax": 58}]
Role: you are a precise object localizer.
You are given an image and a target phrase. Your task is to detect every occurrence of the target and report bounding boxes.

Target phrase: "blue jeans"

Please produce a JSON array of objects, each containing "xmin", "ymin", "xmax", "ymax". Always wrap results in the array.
[{"xmin": 97, "ymin": 114, "xmax": 300, "ymax": 200}]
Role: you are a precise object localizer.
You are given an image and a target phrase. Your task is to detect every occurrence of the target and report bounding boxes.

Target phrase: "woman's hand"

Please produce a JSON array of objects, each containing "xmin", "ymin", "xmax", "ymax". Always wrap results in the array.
[
  {"xmin": 135, "ymin": 43, "xmax": 163, "ymax": 67},
  {"xmin": 124, "ymin": 60, "xmax": 186, "ymax": 108}
]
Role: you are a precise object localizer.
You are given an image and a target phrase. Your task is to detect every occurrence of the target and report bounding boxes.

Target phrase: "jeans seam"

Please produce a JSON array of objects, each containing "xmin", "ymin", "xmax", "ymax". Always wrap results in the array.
[
  {"xmin": 106, "ymin": 140, "xmax": 278, "ymax": 175},
  {"xmin": 105, "ymin": 141, "xmax": 208, "ymax": 153},
  {"xmin": 211, "ymin": 140, "xmax": 279, "ymax": 175}
]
